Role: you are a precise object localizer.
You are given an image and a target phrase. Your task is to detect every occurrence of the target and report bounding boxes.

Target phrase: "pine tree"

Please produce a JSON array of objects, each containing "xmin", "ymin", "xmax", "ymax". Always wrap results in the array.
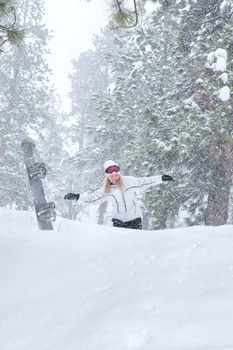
[
  {"xmin": 0, "ymin": 0, "xmax": 54, "ymax": 208},
  {"xmin": 68, "ymin": 28, "xmax": 116, "ymax": 187},
  {"xmin": 68, "ymin": 0, "xmax": 233, "ymax": 228},
  {"xmin": 0, "ymin": 0, "xmax": 23, "ymax": 53}
]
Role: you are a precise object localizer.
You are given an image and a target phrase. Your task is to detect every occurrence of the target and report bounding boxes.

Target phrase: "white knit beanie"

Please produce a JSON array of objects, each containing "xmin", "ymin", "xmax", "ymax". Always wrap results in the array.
[{"xmin": 104, "ymin": 160, "xmax": 120, "ymax": 176}]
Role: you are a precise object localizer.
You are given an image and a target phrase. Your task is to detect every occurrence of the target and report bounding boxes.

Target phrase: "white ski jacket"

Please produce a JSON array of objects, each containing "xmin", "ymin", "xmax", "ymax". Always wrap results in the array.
[{"xmin": 80, "ymin": 175, "xmax": 163, "ymax": 222}]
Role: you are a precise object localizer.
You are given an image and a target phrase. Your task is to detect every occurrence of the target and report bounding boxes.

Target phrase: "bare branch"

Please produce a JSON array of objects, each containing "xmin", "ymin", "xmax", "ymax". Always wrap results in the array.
[
  {"xmin": 0, "ymin": 38, "xmax": 8, "ymax": 48},
  {"xmin": 10, "ymin": 8, "xmax": 17, "ymax": 26},
  {"xmin": 0, "ymin": 4, "xmax": 23, "ymax": 52},
  {"xmin": 195, "ymin": 11, "xmax": 233, "ymax": 36}
]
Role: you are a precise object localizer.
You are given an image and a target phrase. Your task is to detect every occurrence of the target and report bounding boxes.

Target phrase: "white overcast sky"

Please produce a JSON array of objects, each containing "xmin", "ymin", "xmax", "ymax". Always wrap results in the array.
[{"xmin": 44, "ymin": 0, "xmax": 109, "ymax": 110}]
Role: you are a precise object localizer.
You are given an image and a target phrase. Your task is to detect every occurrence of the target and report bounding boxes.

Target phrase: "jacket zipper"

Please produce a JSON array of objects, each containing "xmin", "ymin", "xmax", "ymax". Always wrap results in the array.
[
  {"xmin": 122, "ymin": 191, "xmax": 127, "ymax": 212},
  {"xmin": 133, "ymin": 200, "xmax": 136, "ymax": 213},
  {"xmin": 107, "ymin": 194, "xmax": 120, "ymax": 213}
]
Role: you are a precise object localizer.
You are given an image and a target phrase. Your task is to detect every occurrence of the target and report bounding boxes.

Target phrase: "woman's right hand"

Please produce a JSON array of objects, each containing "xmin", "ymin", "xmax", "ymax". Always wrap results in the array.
[{"xmin": 64, "ymin": 193, "xmax": 80, "ymax": 201}]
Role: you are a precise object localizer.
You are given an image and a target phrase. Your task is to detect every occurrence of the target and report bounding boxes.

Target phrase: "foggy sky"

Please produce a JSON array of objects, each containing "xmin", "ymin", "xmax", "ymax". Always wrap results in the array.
[{"xmin": 44, "ymin": 0, "xmax": 108, "ymax": 110}]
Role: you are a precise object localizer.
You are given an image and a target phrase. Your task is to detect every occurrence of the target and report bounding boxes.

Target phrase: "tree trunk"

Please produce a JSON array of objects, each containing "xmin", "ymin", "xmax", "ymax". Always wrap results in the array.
[
  {"xmin": 205, "ymin": 132, "xmax": 233, "ymax": 225},
  {"xmin": 97, "ymin": 201, "xmax": 107, "ymax": 225},
  {"xmin": 205, "ymin": 185, "xmax": 231, "ymax": 226},
  {"xmin": 142, "ymin": 213, "xmax": 148, "ymax": 230}
]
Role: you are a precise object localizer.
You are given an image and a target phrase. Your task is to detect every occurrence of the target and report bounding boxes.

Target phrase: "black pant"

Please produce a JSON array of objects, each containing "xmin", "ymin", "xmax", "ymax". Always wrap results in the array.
[{"xmin": 112, "ymin": 217, "xmax": 142, "ymax": 230}]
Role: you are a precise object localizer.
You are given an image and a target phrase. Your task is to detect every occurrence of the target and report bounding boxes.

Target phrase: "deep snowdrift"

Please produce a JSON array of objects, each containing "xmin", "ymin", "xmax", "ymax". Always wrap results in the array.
[{"xmin": 1, "ymin": 208, "xmax": 233, "ymax": 350}]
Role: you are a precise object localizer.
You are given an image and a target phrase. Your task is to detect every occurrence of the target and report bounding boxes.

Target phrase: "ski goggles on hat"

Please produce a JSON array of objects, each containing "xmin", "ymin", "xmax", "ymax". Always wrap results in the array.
[{"xmin": 105, "ymin": 165, "xmax": 120, "ymax": 174}]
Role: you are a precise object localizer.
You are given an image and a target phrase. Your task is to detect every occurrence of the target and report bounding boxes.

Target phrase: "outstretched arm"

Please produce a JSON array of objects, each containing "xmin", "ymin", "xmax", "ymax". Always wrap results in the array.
[
  {"xmin": 129, "ymin": 174, "xmax": 173, "ymax": 191},
  {"xmin": 64, "ymin": 188, "xmax": 107, "ymax": 206},
  {"xmin": 80, "ymin": 189, "xmax": 107, "ymax": 205},
  {"xmin": 133, "ymin": 175, "xmax": 163, "ymax": 189}
]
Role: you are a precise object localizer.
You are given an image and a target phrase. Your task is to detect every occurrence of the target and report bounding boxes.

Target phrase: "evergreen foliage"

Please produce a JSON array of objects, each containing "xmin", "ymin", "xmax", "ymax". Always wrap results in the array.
[
  {"xmin": 0, "ymin": 0, "xmax": 23, "ymax": 51},
  {"xmin": 0, "ymin": 0, "xmax": 57, "ymax": 208},
  {"xmin": 69, "ymin": 0, "xmax": 233, "ymax": 228}
]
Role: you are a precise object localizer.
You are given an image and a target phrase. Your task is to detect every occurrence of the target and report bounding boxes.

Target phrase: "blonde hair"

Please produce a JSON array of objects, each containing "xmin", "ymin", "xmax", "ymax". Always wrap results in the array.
[{"xmin": 103, "ymin": 175, "xmax": 124, "ymax": 194}]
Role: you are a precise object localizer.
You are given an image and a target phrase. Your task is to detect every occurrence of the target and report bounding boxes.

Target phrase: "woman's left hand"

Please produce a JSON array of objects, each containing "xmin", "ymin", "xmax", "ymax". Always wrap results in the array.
[{"xmin": 161, "ymin": 174, "xmax": 173, "ymax": 181}]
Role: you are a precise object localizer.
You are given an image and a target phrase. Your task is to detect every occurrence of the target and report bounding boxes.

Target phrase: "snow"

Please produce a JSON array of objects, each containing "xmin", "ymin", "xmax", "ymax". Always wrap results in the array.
[
  {"xmin": 219, "ymin": 85, "xmax": 230, "ymax": 101},
  {"xmin": 1, "ymin": 208, "xmax": 233, "ymax": 350},
  {"xmin": 207, "ymin": 51, "xmax": 215, "ymax": 65},
  {"xmin": 215, "ymin": 48, "xmax": 228, "ymax": 60},
  {"xmin": 195, "ymin": 78, "xmax": 204, "ymax": 84},
  {"xmin": 218, "ymin": 72, "xmax": 228, "ymax": 84},
  {"xmin": 107, "ymin": 83, "xmax": 116, "ymax": 94},
  {"xmin": 133, "ymin": 61, "xmax": 143, "ymax": 70},
  {"xmin": 144, "ymin": 1, "xmax": 161, "ymax": 15},
  {"xmin": 183, "ymin": 96, "xmax": 200, "ymax": 111},
  {"xmin": 206, "ymin": 48, "xmax": 230, "ymax": 101},
  {"xmin": 207, "ymin": 48, "xmax": 227, "ymax": 72},
  {"xmin": 145, "ymin": 44, "xmax": 152, "ymax": 52},
  {"xmin": 214, "ymin": 56, "xmax": 227, "ymax": 72},
  {"xmin": 220, "ymin": 0, "xmax": 229, "ymax": 11}
]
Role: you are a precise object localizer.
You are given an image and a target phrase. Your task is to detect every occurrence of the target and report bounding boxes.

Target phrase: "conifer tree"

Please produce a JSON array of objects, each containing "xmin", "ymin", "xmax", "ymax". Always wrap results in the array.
[
  {"xmin": 0, "ymin": 0, "xmax": 23, "ymax": 52},
  {"xmin": 69, "ymin": 0, "xmax": 233, "ymax": 228},
  {"xmin": 0, "ymin": 0, "xmax": 54, "ymax": 207}
]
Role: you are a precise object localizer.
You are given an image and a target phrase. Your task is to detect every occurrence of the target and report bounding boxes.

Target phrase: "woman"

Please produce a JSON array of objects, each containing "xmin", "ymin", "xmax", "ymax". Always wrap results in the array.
[{"xmin": 64, "ymin": 160, "xmax": 173, "ymax": 229}]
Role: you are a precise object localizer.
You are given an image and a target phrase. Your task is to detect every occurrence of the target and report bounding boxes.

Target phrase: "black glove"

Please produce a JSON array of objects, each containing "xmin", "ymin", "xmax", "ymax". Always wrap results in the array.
[
  {"xmin": 162, "ymin": 174, "xmax": 173, "ymax": 182},
  {"xmin": 64, "ymin": 193, "xmax": 80, "ymax": 201}
]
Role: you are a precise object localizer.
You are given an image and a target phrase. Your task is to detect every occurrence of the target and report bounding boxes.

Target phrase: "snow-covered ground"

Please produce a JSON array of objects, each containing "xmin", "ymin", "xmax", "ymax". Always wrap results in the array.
[{"xmin": 1, "ymin": 208, "xmax": 233, "ymax": 350}]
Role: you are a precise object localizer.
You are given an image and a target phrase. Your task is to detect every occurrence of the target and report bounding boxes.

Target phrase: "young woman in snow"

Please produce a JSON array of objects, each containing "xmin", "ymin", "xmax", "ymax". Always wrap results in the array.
[{"xmin": 64, "ymin": 160, "xmax": 173, "ymax": 230}]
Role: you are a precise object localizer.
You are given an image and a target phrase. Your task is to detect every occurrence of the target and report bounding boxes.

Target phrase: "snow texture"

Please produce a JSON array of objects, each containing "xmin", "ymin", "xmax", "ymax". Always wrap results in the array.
[
  {"xmin": 207, "ymin": 51, "xmax": 215, "ymax": 65},
  {"xmin": 218, "ymin": 72, "xmax": 228, "ymax": 84},
  {"xmin": 214, "ymin": 56, "xmax": 227, "ymax": 72},
  {"xmin": 1, "ymin": 208, "xmax": 233, "ymax": 350},
  {"xmin": 145, "ymin": 44, "xmax": 152, "ymax": 52},
  {"xmin": 107, "ymin": 83, "xmax": 116, "ymax": 94},
  {"xmin": 133, "ymin": 61, "xmax": 143, "ymax": 70},
  {"xmin": 144, "ymin": 1, "xmax": 161, "ymax": 15},
  {"xmin": 219, "ymin": 85, "xmax": 230, "ymax": 101},
  {"xmin": 195, "ymin": 78, "xmax": 204, "ymax": 84},
  {"xmin": 183, "ymin": 97, "xmax": 200, "ymax": 111},
  {"xmin": 207, "ymin": 48, "xmax": 227, "ymax": 72},
  {"xmin": 215, "ymin": 48, "xmax": 228, "ymax": 60}
]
